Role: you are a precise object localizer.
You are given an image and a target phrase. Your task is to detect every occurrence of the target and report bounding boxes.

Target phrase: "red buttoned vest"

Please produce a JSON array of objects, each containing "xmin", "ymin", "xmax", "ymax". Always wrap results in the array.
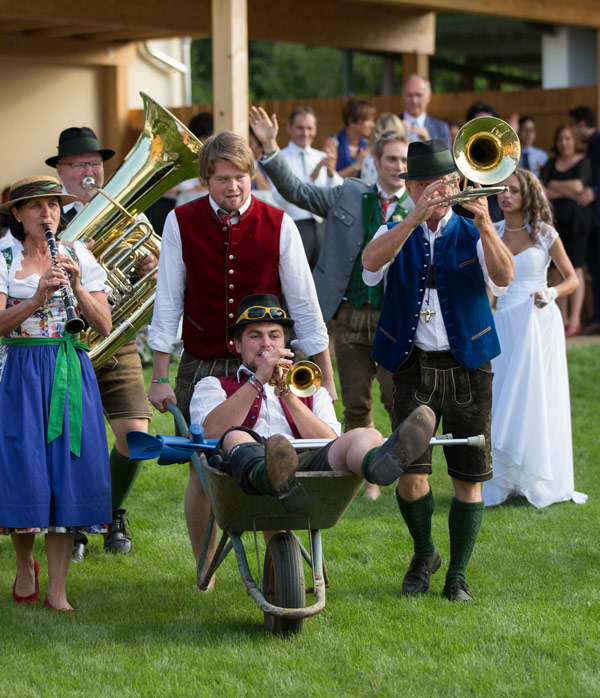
[
  {"xmin": 218, "ymin": 375, "xmax": 313, "ymax": 438},
  {"xmin": 176, "ymin": 195, "xmax": 283, "ymax": 360}
]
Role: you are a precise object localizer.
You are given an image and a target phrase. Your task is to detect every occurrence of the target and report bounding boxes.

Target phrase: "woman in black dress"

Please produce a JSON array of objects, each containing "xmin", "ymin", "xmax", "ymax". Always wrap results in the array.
[{"xmin": 540, "ymin": 124, "xmax": 593, "ymax": 336}]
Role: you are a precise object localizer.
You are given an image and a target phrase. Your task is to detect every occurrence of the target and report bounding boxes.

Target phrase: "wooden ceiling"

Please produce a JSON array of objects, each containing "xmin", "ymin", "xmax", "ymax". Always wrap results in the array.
[{"xmin": 0, "ymin": 0, "xmax": 598, "ymax": 65}]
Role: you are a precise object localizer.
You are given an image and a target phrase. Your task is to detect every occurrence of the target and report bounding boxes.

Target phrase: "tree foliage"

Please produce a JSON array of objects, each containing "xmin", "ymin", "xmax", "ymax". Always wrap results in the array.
[{"xmin": 191, "ymin": 38, "xmax": 386, "ymax": 103}]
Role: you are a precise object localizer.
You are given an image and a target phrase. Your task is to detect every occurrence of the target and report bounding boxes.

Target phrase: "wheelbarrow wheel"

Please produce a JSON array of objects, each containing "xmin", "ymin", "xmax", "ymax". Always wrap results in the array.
[{"xmin": 262, "ymin": 532, "xmax": 306, "ymax": 636}]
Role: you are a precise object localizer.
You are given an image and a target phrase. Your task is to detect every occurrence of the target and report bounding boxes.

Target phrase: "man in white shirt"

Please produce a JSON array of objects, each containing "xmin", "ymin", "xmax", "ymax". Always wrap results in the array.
[
  {"xmin": 269, "ymin": 107, "xmax": 342, "ymax": 269},
  {"xmin": 146, "ymin": 131, "xmax": 335, "ymax": 583},
  {"xmin": 362, "ymin": 139, "xmax": 513, "ymax": 602},
  {"xmin": 191, "ymin": 294, "xmax": 435, "ymax": 512},
  {"xmin": 518, "ymin": 116, "xmax": 548, "ymax": 177},
  {"xmin": 401, "ymin": 74, "xmax": 451, "ymax": 148}
]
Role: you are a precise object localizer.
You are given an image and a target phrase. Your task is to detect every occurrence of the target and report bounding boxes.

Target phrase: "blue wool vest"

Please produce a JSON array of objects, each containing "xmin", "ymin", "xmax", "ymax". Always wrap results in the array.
[{"xmin": 372, "ymin": 214, "xmax": 500, "ymax": 373}]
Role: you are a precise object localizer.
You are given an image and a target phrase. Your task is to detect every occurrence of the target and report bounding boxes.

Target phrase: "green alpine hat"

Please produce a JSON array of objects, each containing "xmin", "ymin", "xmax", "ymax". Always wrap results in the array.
[
  {"xmin": 398, "ymin": 138, "xmax": 457, "ymax": 180},
  {"xmin": 45, "ymin": 127, "xmax": 115, "ymax": 168}
]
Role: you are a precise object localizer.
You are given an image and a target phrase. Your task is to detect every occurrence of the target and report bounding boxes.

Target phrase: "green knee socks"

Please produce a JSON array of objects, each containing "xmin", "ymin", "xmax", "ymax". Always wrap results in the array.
[
  {"xmin": 446, "ymin": 497, "xmax": 484, "ymax": 583},
  {"xmin": 396, "ymin": 488, "xmax": 436, "ymax": 556},
  {"xmin": 110, "ymin": 447, "xmax": 144, "ymax": 511},
  {"xmin": 248, "ymin": 460, "xmax": 271, "ymax": 495}
]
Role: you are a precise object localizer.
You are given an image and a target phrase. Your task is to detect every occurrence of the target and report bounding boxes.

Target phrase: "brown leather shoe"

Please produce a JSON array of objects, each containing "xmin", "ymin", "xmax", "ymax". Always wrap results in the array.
[
  {"xmin": 367, "ymin": 405, "xmax": 436, "ymax": 486},
  {"xmin": 265, "ymin": 435, "xmax": 307, "ymax": 512}
]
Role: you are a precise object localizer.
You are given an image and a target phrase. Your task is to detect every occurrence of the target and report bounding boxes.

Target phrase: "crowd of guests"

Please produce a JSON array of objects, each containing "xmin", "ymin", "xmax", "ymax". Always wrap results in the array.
[{"xmin": 0, "ymin": 75, "xmax": 593, "ymax": 613}]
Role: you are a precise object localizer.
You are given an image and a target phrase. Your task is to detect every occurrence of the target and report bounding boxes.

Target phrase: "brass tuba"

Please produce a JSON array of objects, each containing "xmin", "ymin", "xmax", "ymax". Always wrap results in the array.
[
  {"xmin": 60, "ymin": 92, "xmax": 202, "ymax": 368},
  {"xmin": 442, "ymin": 116, "xmax": 520, "ymax": 206}
]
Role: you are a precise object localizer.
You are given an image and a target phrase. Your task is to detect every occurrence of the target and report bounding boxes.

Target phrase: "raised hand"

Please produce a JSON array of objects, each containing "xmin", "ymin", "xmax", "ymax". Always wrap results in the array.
[{"xmin": 249, "ymin": 106, "xmax": 279, "ymax": 152}]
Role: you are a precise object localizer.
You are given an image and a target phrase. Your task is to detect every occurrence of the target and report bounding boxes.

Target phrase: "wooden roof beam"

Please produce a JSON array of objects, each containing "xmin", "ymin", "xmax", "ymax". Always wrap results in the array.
[
  {"xmin": 248, "ymin": 0, "xmax": 435, "ymax": 54},
  {"xmin": 349, "ymin": 0, "xmax": 600, "ymax": 29},
  {"xmin": 0, "ymin": 35, "xmax": 135, "ymax": 65}
]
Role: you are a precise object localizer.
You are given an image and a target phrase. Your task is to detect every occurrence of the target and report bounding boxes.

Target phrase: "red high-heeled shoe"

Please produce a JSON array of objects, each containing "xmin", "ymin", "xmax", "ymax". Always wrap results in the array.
[
  {"xmin": 12, "ymin": 559, "xmax": 39, "ymax": 605},
  {"xmin": 43, "ymin": 597, "xmax": 76, "ymax": 613}
]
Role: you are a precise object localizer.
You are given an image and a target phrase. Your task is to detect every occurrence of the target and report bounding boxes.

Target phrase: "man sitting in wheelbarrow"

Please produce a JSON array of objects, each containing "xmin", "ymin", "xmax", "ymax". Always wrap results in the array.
[{"xmin": 190, "ymin": 294, "xmax": 436, "ymax": 511}]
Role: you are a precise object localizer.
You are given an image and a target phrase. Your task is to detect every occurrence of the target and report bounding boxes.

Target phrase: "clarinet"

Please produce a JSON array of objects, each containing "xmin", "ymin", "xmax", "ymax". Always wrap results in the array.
[{"xmin": 44, "ymin": 227, "xmax": 85, "ymax": 335}]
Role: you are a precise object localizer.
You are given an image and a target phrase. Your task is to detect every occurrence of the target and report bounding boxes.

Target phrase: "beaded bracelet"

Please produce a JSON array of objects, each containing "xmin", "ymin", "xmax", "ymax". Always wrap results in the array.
[
  {"xmin": 151, "ymin": 377, "xmax": 170, "ymax": 384},
  {"xmin": 248, "ymin": 375, "xmax": 264, "ymax": 396}
]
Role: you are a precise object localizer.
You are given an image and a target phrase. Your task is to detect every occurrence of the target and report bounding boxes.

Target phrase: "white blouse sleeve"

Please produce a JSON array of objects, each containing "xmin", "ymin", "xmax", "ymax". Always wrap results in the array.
[
  {"xmin": 0, "ymin": 253, "xmax": 8, "ymax": 295},
  {"xmin": 69, "ymin": 241, "xmax": 110, "ymax": 294}
]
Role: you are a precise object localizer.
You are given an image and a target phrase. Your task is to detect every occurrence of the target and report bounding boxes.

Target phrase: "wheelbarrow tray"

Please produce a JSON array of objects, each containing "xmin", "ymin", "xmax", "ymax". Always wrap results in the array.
[{"xmin": 201, "ymin": 457, "xmax": 363, "ymax": 533}]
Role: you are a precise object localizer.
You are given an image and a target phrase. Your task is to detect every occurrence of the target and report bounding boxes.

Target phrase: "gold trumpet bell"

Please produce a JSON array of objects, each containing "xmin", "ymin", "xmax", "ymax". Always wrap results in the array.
[
  {"xmin": 286, "ymin": 361, "xmax": 322, "ymax": 398},
  {"xmin": 453, "ymin": 116, "xmax": 521, "ymax": 186}
]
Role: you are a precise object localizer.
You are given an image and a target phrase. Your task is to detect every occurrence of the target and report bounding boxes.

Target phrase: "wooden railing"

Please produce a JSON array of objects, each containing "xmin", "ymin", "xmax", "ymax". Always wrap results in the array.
[{"xmin": 127, "ymin": 85, "xmax": 597, "ymax": 154}]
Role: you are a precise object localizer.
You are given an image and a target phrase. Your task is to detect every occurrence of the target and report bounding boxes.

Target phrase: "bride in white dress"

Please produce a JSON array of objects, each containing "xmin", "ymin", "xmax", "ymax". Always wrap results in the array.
[{"xmin": 482, "ymin": 168, "xmax": 587, "ymax": 509}]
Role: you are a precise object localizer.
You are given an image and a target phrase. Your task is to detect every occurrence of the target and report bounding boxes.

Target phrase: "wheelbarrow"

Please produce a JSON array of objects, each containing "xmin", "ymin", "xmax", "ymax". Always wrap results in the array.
[{"xmin": 127, "ymin": 402, "xmax": 485, "ymax": 636}]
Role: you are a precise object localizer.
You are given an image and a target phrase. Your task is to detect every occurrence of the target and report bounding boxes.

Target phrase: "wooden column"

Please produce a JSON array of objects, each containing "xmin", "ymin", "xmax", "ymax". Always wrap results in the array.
[
  {"xmin": 212, "ymin": 0, "xmax": 248, "ymax": 135},
  {"xmin": 101, "ymin": 64, "xmax": 130, "ymax": 170},
  {"xmin": 402, "ymin": 53, "xmax": 429, "ymax": 80}
]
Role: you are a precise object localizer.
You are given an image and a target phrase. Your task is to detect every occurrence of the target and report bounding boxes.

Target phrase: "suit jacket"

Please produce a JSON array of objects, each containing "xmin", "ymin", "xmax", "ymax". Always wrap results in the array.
[
  {"xmin": 424, "ymin": 115, "xmax": 451, "ymax": 147},
  {"xmin": 262, "ymin": 151, "xmax": 413, "ymax": 323}
]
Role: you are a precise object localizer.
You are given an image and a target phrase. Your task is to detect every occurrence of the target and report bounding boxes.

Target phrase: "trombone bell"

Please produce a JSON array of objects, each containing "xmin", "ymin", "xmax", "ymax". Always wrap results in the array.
[{"xmin": 453, "ymin": 116, "xmax": 521, "ymax": 186}]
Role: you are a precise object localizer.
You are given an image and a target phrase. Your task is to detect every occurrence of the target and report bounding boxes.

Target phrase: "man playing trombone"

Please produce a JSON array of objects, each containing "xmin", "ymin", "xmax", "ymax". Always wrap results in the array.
[
  {"xmin": 190, "ymin": 294, "xmax": 436, "ymax": 510},
  {"xmin": 361, "ymin": 138, "xmax": 514, "ymax": 602}
]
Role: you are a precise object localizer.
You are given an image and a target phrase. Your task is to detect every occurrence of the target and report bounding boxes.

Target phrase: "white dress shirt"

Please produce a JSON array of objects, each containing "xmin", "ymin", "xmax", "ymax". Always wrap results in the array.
[
  {"xmin": 269, "ymin": 141, "xmax": 342, "ymax": 222},
  {"xmin": 362, "ymin": 210, "xmax": 508, "ymax": 351},
  {"xmin": 147, "ymin": 194, "xmax": 330, "ymax": 358},
  {"xmin": 402, "ymin": 111, "xmax": 427, "ymax": 142},
  {"xmin": 190, "ymin": 364, "xmax": 342, "ymax": 438}
]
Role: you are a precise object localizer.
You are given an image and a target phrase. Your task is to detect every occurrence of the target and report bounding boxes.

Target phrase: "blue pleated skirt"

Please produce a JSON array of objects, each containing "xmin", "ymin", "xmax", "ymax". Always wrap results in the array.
[{"xmin": 0, "ymin": 344, "xmax": 112, "ymax": 529}]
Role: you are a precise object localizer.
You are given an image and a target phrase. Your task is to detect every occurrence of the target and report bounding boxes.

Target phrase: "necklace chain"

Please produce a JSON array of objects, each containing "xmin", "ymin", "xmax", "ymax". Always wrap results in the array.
[{"xmin": 504, "ymin": 223, "xmax": 526, "ymax": 232}]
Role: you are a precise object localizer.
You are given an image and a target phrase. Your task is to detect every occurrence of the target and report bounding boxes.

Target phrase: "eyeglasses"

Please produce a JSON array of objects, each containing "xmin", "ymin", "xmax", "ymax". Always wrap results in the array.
[
  {"xmin": 60, "ymin": 161, "xmax": 103, "ymax": 171},
  {"xmin": 237, "ymin": 306, "xmax": 287, "ymax": 322}
]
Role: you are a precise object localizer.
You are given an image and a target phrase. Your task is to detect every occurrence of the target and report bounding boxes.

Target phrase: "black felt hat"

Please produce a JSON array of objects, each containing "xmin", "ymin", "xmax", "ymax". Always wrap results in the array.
[
  {"xmin": 227, "ymin": 294, "xmax": 295, "ymax": 336},
  {"xmin": 398, "ymin": 138, "xmax": 457, "ymax": 180},
  {"xmin": 45, "ymin": 127, "xmax": 115, "ymax": 167}
]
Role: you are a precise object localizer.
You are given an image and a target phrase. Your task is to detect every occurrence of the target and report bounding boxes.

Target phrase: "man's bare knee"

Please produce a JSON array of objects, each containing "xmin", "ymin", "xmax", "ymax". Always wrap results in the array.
[
  {"xmin": 222, "ymin": 430, "xmax": 254, "ymax": 452},
  {"xmin": 397, "ymin": 473, "xmax": 429, "ymax": 500}
]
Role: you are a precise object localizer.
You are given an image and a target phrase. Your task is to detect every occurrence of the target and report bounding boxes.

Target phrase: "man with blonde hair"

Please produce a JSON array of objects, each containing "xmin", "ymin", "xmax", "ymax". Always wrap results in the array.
[{"xmin": 147, "ymin": 130, "xmax": 334, "ymax": 583}]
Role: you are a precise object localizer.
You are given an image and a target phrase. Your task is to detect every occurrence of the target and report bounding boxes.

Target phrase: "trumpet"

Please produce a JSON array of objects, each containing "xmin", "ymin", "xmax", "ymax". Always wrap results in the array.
[
  {"xmin": 440, "ymin": 116, "xmax": 520, "ymax": 207},
  {"xmin": 44, "ymin": 227, "xmax": 85, "ymax": 335},
  {"xmin": 268, "ymin": 360, "xmax": 322, "ymax": 398}
]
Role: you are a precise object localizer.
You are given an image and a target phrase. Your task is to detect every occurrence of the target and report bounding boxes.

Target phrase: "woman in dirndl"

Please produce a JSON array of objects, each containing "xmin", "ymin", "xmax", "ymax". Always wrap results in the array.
[{"xmin": 0, "ymin": 176, "xmax": 112, "ymax": 611}]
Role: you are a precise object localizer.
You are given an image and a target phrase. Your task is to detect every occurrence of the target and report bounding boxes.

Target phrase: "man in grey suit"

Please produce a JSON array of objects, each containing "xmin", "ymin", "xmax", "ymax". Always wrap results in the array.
[
  {"xmin": 401, "ymin": 74, "xmax": 451, "ymax": 148},
  {"xmin": 249, "ymin": 106, "xmax": 414, "ymax": 444}
]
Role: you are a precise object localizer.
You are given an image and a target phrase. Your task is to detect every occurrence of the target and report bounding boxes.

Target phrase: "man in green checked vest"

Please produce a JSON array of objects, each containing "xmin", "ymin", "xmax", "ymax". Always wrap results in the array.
[{"xmin": 253, "ymin": 114, "xmax": 413, "ymax": 456}]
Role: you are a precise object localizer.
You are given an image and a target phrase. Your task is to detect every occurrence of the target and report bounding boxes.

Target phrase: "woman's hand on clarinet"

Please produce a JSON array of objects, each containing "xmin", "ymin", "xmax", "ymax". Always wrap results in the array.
[
  {"xmin": 55, "ymin": 253, "xmax": 81, "ymax": 291},
  {"xmin": 33, "ymin": 266, "xmax": 66, "ymax": 306}
]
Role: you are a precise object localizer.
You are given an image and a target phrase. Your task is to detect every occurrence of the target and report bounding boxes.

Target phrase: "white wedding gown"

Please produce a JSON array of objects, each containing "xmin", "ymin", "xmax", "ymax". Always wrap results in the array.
[{"xmin": 482, "ymin": 222, "xmax": 587, "ymax": 509}]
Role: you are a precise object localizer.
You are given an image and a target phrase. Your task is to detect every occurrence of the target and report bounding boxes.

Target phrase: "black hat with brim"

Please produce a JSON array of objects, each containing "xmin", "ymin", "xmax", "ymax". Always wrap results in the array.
[
  {"xmin": 227, "ymin": 293, "xmax": 295, "ymax": 336},
  {"xmin": 398, "ymin": 138, "xmax": 457, "ymax": 180},
  {"xmin": 45, "ymin": 126, "xmax": 115, "ymax": 167}
]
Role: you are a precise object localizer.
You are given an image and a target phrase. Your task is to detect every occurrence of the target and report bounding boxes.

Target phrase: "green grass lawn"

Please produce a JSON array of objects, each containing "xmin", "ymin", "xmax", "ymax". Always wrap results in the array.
[{"xmin": 1, "ymin": 346, "xmax": 599, "ymax": 697}]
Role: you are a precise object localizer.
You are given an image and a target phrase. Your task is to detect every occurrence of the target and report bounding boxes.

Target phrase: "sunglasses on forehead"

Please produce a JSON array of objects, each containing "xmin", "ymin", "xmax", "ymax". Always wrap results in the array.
[{"xmin": 237, "ymin": 305, "xmax": 287, "ymax": 322}]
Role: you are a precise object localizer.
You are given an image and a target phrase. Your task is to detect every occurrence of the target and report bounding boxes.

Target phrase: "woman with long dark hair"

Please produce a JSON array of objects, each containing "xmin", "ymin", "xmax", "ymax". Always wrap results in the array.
[{"xmin": 482, "ymin": 168, "xmax": 586, "ymax": 508}]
